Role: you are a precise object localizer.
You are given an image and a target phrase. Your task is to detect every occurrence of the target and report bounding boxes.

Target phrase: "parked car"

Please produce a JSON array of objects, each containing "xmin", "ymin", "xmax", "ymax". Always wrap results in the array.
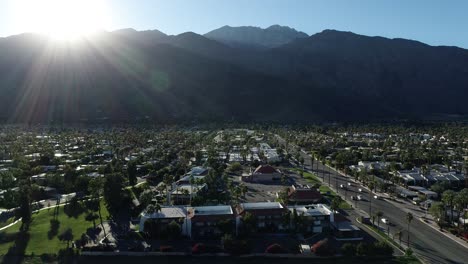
[
  {"xmin": 358, "ymin": 188, "xmax": 363, "ymax": 192},
  {"xmin": 381, "ymin": 218, "xmax": 390, "ymax": 225},
  {"xmin": 351, "ymin": 196, "xmax": 356, "ymax": 200},
  {"xmin": 357, "ymin": 195, "xmax": 363, "ymax": 200},
  {"xmin": 374, "ymin": 195, "xmax": 382, "ymax": 200},
  {"xmin": 347, "ymin": 182, "xmax": 352, "ymax": 186},
  {"xmin": 340, "ymin": 184, "xmax": 345, "ymax": 189}
]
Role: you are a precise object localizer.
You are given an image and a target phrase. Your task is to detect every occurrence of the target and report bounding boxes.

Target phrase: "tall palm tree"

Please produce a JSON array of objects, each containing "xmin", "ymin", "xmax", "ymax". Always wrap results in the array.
[
  {"xmin": 376, "ymin": 211, "xmax": 384, "ymax": 228},
  {"xmin": 442, "ymin": 190, "xmax": 456, "ymax": 224},
  {"xmin": 406, "ymin": 212, "xmax": 413, "ymax": 247}
]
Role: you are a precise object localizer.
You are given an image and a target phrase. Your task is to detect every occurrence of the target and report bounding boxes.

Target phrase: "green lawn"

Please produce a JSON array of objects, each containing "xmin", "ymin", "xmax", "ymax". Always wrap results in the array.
[
  {"xmin": 0, "ymin": 199, "xmax": 109, "ymax": 255},
  {"xmin": 291, "ymin": 168, "xmax": 321, "ymax": 185}
]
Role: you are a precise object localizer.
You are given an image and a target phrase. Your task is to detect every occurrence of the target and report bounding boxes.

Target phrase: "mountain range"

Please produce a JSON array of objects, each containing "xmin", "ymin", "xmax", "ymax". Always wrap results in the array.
[{"xmin": 0, "ymin": 25, "xmax": 468, "ymax": 123}]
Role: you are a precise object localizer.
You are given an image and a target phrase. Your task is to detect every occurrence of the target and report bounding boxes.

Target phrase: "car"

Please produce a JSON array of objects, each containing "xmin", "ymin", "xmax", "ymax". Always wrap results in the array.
[
  {"xmin": 347, "ymin": 182, "xmax": 352, "ymax": 186},
  {"xmin": 357, "ymin": 195, "xmax": 363, "ymax": 200},
  {"xmin": 358, "ymin": 188, "xmax": 363, "ymax": 192},
  {"xmin": 351, "ymin": 196, "xmax": 356, "ymax": 200},
  {"xmin": 381, "ymin": 218, "xmax": 390, "ymax": 225},
  {"xmin": 299, "ymin": 244, "xmax": 312, "ymax": 254},
  {"xmin": 340, "ymin": 184, "xmax": 345, "ymax": 189},
  {"xmin": 374, "ymin": 195, "xmax": 382, "ymax": 200}
]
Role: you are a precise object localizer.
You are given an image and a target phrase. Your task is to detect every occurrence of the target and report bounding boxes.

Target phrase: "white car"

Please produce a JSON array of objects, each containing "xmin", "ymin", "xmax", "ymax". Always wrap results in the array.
[
  {"xmin": 299, "ymin": 244, "xmax": 312, "ymax": 254},
  {"xmin": 381, "ymin": 218, "xmax": 390, "ymax": 225},
  {"xmin": 340, "ymin": 184, "xmax": 345, "ymax": 189},
  {"xmin": 374, "ymin": 195, "xmax": 381, "ymax": 200},
  {"xmin": 347, "ymin": 182, "xmax": 352, "ymax": 186},
  {"xmin": 357, "ymin": 195, "xmax": 363, "ymax": 200},
  {"xmin": 358, "ymin": 188, "xmax": 363, "ymax": 192}
]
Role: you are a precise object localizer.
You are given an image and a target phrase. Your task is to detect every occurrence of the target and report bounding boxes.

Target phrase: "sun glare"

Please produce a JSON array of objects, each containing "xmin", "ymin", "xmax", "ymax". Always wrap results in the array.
[{"xmin": 13, "ymin": 0, "xmax": 111, "ymax": 41}]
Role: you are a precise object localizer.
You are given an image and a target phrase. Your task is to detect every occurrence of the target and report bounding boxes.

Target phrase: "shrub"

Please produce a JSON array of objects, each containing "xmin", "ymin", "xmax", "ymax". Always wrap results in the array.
[
  {"xmin": 405, "ymin": 248, "xmax": 413, "ymax": 256},
  {"xmin": 223, "ymin": 239, "xmax": 250, "ymax": 255},
  {"xmin": 341, "ymin": 243, "xmax": 357, "ymax": 257},
  {"xmin": 374, "ymin": 241, "xmax": 393, "ymax": 256}
]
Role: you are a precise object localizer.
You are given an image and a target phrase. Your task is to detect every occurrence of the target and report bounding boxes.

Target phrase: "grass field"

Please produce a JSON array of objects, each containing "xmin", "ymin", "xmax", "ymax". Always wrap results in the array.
[{"xmin": 0, "ymin": 200, "xmax": 109, "ymax": 255}]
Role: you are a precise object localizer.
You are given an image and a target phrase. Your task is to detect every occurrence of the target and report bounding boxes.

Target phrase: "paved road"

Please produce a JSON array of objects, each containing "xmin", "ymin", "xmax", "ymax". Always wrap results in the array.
[{"xmin": 275, "ymin": 135, "xmax": 468, "ymax": 264}]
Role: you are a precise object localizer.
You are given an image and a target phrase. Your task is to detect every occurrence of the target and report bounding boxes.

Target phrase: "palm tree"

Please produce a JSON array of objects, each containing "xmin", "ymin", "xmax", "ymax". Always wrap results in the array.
[
  {"xmin": 454, "ymin": 193, "xmax": 466, "ymax": 233},
  {"xmin": 406, "ymin": 212, "xmax": 413, "ymax": 247},
  {"xmin": 155, "ymin": 203, "xmax": 162, "ymax": 213},
  {"xmin": 146, "ymin": 204, "xmax": 157, "ymax": 214},
  {"xmin": 331, "ymin": 196, "xmax": 342, "ymax": 227},
  {"xmin": 376, "ymin": 211, "xmax": 384, "ymax": 228},
  {"xmin": 442, "ymin": 190, "xmax": 456, "ymax": 224}
]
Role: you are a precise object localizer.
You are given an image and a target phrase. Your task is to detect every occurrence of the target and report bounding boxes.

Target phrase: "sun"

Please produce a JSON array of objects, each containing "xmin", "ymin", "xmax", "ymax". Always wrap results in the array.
[{"xmin": 13, "ymin": 0, "xmax": 111, "ymax": 41}]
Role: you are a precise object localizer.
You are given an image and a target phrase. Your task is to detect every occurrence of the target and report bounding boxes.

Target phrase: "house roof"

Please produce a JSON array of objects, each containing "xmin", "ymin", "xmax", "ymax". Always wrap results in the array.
[
  {"xmin": 188, "ymin": 205, "xmax": 234, "ymax": 220},
  {"xmin": 289, "ymin": 204, "xmax": 332, "ymax": 217},
  {"xmin": 288, "ymin": 186, "xmax": 322, "ymax": 202},
  {"xmin": 254, "ymin": 165, "xmax": 278, "ymax": 174},
  {"xmin": 237, "ymin": 202, "xmax": 286, "ymax": 216},
  {"xmin": 142, "ymin": 206, "xmax": 187, "ymax": 219}
]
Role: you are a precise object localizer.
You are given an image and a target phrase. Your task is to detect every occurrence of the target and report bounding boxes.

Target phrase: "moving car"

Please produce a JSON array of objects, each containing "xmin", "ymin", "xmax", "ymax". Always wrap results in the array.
[
  {"xmin": 340, "ymin": 184, "xmax": 345, "ymax": 189},
  {"xmin": 374, "ymin": 195, "xmax": 382, "ymax": 200},
  {"xmin": 351, "ymin": 196, "xmax": 356, "ymax": 200},
  {"xmin": 381, "ymin": 218, "xmax": 390, "ymax": 225},
  {"xmin": 358, "ymin": 188, "xmax": 363, "ymax": 192},
  {"xmin": 357, "ymin": 195, "xmax": 363, "ymax": 200}
]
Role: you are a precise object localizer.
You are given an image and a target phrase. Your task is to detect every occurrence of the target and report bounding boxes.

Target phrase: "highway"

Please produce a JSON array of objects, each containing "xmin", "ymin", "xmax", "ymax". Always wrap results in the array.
[{"xmin": 275, "ymin": 135, "xmax": 468, "ymax": 264}]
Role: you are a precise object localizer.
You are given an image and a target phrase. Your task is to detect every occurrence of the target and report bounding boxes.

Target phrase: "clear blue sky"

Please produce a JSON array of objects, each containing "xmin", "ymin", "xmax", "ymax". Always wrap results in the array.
[{"xmin": 1, "ymin": 0, "xmax": 468, "ymax": 48}]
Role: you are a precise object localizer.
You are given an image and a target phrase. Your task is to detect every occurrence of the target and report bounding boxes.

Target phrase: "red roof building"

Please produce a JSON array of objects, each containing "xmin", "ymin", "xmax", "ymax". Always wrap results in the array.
[{"xmin": 288, "ymin": 185, "xmax": 323, "ymax": 203}]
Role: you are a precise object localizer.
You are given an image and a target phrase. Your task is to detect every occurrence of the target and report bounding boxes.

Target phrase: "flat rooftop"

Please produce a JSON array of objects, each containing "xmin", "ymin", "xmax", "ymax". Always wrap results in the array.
[
  {"xmin": 241, "ymin": 202, "xmax": 283, "ymax": 210},
  {"xmin": 289, "ymin": 204, "xmax": 332, "ymax": 216},
  {"xmin": 191, "ymin": 205, "xmax": 233, "ymax": 216},
  {"xmin": 143, "ymin": 206, "xmax": 186, "ymax": 219}
]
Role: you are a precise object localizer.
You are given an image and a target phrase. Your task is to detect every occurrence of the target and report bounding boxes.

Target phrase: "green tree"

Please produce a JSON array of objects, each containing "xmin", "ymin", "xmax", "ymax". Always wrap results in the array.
[
  {"xmin": 429, "ymin": 202, "xmax": 445, "ymax": 229},
  {"xmin": 127, "ymin": 160, "xmax": 138, "ymax": 186},
  {"xmin": 166, "ymin": 220, "xmax": 181, "ymax": 239},
  {"xmin": 18, "ymin": 183, "xmax": 32, "ymax": 226},
  {"xmin": 103, "ymin": 174, "xmax": 127, "ymax": 216},
  {"xmin": 58, "ymin": 228, "xmax": 74, "ymax": 248},
  {"xmin": 241, "ymin": 212, "xmax": 257, "ymax": 236}
]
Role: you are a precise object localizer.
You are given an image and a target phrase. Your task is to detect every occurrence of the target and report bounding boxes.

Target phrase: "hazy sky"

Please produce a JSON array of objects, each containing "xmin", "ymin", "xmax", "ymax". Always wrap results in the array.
[{"xmin": 1, "ymin": 0, "xmax": 468, "ymax": 48}]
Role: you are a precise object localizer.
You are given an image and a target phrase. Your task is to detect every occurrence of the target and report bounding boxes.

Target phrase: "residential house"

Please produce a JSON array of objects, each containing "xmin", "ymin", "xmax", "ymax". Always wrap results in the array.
[
  {"xmin": 287, "ymin": 185, "xmax": 322, "ymax": 204},
  {"xmin": 236, "ymin": 202, "xmax": 288, "ymax": 232},
  {"xmin": 288, "ymin": 204, "xmax": 333, "ymax": 233},
  {"xmin": 187, "ymin": 205, "xmax": 235, "ymax": 238},
  {"xmin": 139, "ymin": 206, "xmax": 189, "ymax": 236},
  {"xmin": 244, "ymin": 165, "xmax": 282, "ymax": 182},
  {"xmin": 171, "ymin": 184, "xmax": 207, "ymax": 205}
]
